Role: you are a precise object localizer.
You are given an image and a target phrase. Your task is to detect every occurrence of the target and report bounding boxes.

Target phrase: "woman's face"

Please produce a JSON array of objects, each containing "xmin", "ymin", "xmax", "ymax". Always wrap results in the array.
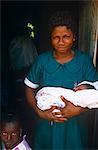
[
  {"xmin": 51, "ymin": 26, "xmax": 75, "ymax": 54},
  {"xmin": 1, "ymin": 122, "xmax": 21, "ymax": 149}
]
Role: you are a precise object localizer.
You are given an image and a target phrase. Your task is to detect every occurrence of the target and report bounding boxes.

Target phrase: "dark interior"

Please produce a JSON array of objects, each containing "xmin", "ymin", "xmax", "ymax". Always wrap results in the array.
[{"xmin": 1, "ymin": 1, "xmax": 98, "ymax": 149}]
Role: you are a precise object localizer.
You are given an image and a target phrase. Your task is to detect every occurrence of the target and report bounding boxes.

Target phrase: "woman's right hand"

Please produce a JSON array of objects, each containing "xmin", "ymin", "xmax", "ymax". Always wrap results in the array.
[
  {"xmin": 35, "ymin": 106, "xmax": 67, "ymax": 122},
  {"xmin": 35, "ymin": 106, "xmax": 56, "ymax": 121}
]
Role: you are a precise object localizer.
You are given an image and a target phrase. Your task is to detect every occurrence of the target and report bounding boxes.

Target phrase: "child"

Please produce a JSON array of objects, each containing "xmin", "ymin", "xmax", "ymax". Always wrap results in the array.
[
  {"xmin": 1, "ymin": 113, "xmax": 32, "ymax": 150},
  {"xmin": 36, "ymin": 81, "xmax": 98, "ymax": 113}
]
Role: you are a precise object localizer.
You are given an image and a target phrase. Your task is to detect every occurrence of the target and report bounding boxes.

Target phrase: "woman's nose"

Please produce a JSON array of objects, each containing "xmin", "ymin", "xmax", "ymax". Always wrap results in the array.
[{"xmin": 59, "ymin": 37, "xmax": 64, "ymax": 44}]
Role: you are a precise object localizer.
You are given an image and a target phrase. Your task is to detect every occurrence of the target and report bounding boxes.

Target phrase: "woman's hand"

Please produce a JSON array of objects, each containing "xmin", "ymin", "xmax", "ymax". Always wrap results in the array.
[
  {"xmin": 35, "ymin": 105, "xmax": 68, "ymax": 122},
  {"xmin": 55, "ymin": 96, "xmax": 89, "ymax": 119}
]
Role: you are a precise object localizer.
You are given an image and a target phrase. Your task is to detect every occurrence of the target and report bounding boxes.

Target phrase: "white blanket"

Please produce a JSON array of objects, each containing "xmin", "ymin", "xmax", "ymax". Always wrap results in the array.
[{"xmin": 36, "ymin": 83, "xmax": 98, "ymax": 110}]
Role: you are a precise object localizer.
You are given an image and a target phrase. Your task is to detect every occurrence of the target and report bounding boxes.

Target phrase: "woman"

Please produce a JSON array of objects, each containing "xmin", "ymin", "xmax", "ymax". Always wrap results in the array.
[{"xmin": 24, "ymin": 11, "xmax": 98, "ymax": 149}]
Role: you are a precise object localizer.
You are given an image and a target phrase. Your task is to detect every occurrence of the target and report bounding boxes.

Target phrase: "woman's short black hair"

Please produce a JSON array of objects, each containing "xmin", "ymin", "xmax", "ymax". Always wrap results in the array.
[{"xmin": 48, "ymin": 11, "xmax": 76, "ymax": 34}]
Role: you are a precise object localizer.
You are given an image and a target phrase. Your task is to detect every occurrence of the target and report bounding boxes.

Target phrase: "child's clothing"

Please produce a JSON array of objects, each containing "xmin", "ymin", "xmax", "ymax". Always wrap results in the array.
[
  {"xmin": 1, "ymin": 135, "xmax": 32, "ymax": 150},
  {"xmin": 36, "ymin": 81, "xmax": 98, "ymax": 110}
]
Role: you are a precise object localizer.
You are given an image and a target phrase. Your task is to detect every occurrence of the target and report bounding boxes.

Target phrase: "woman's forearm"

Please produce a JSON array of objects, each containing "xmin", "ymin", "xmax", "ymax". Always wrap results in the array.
[{"xmin": 25, "ymin": 85, "xmax": 37, "ymax": 110}]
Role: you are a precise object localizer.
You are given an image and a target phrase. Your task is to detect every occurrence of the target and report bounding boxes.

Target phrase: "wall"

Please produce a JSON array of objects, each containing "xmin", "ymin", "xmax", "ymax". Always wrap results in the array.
[{"xmin": 78, "ymin": 0, "xmax": 98, "ymax": 60}]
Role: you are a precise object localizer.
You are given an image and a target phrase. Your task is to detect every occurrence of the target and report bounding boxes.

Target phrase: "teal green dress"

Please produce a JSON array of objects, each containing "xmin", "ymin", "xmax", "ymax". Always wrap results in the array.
[{"xmin": 26, "ymin": 49, "xmax": 98, "ymax": 150}]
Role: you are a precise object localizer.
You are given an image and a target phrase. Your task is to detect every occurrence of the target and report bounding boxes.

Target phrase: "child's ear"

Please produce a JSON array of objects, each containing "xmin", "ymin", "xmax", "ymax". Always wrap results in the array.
[{"xmin": 20, "ymin": 128, "xmax": 22, "ymax": 137}]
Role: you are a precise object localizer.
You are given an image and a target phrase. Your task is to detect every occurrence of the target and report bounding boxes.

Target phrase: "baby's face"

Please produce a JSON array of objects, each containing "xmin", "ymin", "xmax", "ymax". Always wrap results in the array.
[
  {"xmin": 74, "ymin": 84, "xmax": 87, "ymax": 92},
  {"xmin": 1, "ymin": 122, "xmax": 21, "ymax": 149}
]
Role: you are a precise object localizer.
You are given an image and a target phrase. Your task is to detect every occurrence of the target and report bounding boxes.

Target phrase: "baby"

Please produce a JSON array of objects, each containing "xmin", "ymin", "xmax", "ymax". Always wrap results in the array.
[
  {"xmin": 1, "ymin": 113, "xmax": 32, "ymax": 150},
  {"xmin": 36, "ymin": 81, "xmax": 98, "ymax": 113}
]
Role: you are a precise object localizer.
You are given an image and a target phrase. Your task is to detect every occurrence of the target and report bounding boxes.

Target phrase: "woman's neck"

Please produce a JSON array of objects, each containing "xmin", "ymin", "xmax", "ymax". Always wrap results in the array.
[{"xmin": 53, "ymin": 50, "xmax": 75, "ymax": 64}]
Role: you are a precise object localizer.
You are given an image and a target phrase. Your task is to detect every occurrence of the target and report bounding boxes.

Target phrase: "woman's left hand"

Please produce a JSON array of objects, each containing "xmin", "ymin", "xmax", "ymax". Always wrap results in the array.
[{"xmin": 55, "ymin": 96, "xmax": 88, "ymax": 119}]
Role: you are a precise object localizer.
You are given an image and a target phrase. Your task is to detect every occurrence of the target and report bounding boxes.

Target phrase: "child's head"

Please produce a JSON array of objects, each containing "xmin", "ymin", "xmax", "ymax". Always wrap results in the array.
[
  {"xmin": 1, "ymin": 113, "xmax": 22, "ymax": 149},
  {"xmin": 74, "ymin": 83, "xmax": 96, "ymax": 92}
]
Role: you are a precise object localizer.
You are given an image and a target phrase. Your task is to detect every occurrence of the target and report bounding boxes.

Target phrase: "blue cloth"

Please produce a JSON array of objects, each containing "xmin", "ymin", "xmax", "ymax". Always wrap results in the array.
[{"xmin": 26, "ymin": 49, "xmax": 98, "ymax": 149}]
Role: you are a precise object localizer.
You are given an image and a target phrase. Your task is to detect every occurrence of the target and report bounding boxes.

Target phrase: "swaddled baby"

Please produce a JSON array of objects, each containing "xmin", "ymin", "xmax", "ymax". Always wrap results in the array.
[
  {"xmin": 36, "ymin": 81, "xmax": 98, "ymax": 114},
  {"xmin": 36, "ymin": 87, "xmax": 65, "ymax": 113}
]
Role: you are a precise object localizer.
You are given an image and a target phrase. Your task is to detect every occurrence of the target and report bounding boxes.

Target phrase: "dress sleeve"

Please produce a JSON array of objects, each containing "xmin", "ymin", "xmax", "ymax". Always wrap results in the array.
[{"xmin": 24, "ymin": 56, "xmax": 42, "ymax": 88}]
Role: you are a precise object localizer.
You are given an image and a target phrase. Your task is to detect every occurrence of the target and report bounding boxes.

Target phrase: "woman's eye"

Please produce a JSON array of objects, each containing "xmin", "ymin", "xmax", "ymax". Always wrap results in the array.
[
  {"xmin": 52, "ymin": 36, "xmax": 59, "ymax": 40},
  {"xmin": 63, "ymin": 35, "xmax": 70, "ymax": 39}
]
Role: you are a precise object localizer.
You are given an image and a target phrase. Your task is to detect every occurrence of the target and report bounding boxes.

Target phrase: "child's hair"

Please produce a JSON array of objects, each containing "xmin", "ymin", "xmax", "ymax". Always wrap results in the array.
[
  {"xmin": 1, "ymin": 112, "xmax": 21, "ymax": 127},
  {"xmin": 48, "ymin": 11, "xmax": 76, "ymax": 34}
]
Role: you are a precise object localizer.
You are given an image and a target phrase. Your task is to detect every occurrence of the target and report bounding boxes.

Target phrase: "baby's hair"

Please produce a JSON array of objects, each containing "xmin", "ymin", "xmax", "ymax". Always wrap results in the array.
[
  {"xmin": 48, "ymin": 11, "xmax": 76, "ymax": 34},
  {"xmin": 84, "ymin": 84, "xmax": 96, "ymax": 90}
]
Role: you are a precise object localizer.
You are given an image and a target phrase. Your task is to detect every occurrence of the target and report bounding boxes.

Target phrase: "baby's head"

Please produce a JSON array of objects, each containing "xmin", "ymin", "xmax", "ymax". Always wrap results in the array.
[
  {"xmin": 1, "ymin": 113, "xmax": 22, "ymax": 150},
  {"xmin": 74, "ymin": 83, "xmax": 96, "ymax": 92}
]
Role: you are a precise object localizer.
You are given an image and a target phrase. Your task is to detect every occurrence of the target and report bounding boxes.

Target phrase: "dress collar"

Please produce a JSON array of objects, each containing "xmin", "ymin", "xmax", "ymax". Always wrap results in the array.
[{"xmin": 44, "ymin": 50, "xmax": 83, "ymax": 73}]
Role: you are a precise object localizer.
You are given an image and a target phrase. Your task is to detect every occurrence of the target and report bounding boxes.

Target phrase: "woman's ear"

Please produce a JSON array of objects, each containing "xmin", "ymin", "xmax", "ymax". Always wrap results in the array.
[
  {"xmin": 73, "ymin": 35, "xmax": 76, "ymax": 41},
  {"xmin": 73, "ymin": 38, "xmax": 75, "ymax": 41}
]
